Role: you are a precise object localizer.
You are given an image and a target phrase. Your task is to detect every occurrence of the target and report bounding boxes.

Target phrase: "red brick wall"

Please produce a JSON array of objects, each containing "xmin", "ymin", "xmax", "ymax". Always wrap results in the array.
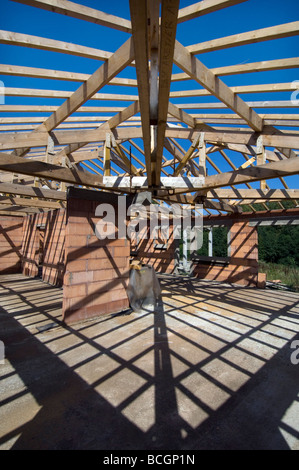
[
  {"xmin": 130, "ymin": 222, "xmax": 176, "ymax": 274},
  {"xmin": 62, "ymin": 190, "xmax": 130, "ymax": 324},
  {"xmin": 192, "ymin": 220, "xmax": 259, "ymax": 286},
  {"xmin": 22, "ymin": 209, "xmax": 65, "ymax": 286},
  {"xmin": 0, "ymin": 216, "xmax": 23, "ymax": 273}
]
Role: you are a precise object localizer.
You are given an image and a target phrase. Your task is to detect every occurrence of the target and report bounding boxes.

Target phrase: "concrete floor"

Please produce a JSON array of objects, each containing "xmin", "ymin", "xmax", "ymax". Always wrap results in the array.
[{"xmin": 0, "ymin": 273, "xmax": 298, "ymax": 450}]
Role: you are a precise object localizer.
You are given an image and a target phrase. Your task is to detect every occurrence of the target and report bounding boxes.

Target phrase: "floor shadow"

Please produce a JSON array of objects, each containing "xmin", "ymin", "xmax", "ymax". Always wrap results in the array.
[{"xmin": 0, "ymin": 274, "xmax": 298, "ymax": 450}]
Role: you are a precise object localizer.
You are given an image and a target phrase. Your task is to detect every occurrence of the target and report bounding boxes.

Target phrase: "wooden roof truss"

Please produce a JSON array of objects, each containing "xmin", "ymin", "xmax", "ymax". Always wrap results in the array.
[{"xmin": 0, "ymin": 0, "xmax": 298, "ymax": 217}]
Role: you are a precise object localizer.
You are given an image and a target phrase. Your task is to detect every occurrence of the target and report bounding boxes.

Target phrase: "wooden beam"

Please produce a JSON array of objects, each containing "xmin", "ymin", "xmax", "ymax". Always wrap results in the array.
[
  {"xmin": 0, "ymin": 63, "xmax": 137, "ymax": 86},
  {"xmin": 205, "ymin": 199, "xmax": 242, "ymax": 213},
  {"xmin": 176, "ymin": 100, "xmax": 298, "ymax": 109},
  {"xmin": 12, "ymin": 0, "xmax": 132, "ymax": 33},
  {"xmin": 212, "ymin": 57, "xmax": 299, "ymax": 76},
  {"xmin": 52, "ymin": 101, "xmax": 140, "ymax": 161},
  {"xmin": 129, "ymin": 0, "xmax": 152, "ymax": 185},
  {"xmin": 156, "ymin": 194, "xmax": 242, "ymax": 213},
  {"xmin": 0, "ymin": 153, "xmax": 104, "ymax": 188},
  {"xmin": 0, "ymin": 195, "xmax": 65, "ymax": 209},
  {"xmin": 103, "ymin": 134, "xmax": 111, "ymax": 177},
  {"xmin": 171, "ymin": 57, "xmax": 299, "ymax": 81},
  {"xmin": 0, "ymin": 182, "xmax": 66, "ymax": 200},
  {"xmin": 8, "ymin": 37, "xmax": 134, "ymax": 160},
  {"xmin": 0, "ymin": 105, "xmax": 125, "ymax": 113},
  {"xmin": 174, "ymin": 40, "xmax": 263, "ymax": 132},
  {"xmin": 174, "ymin": 132, "xmax": 202, "ymax": 176},
  {"xmin": 2, "ymin": 127, "xmax": 299, "ymax": 152},
  {"xmin": 154, "ymin": 0, "xmax": 180, "ymax": 186},
  {"xmin": 178, "ymin": 0, "xmax": 248, "ymax": 22},
  {"xmin": 168, "ymin": 102, "xmax": 196, "ymax": 128},
  {"xmin": 194, "ymin": 156, "xmax": 299, "ymax": 193},
  {"xmin": 170, "ymin": 82, "xmax": 299, "ymax": 97},
  {"xmin": 42, "ymin": 38, "xmax": 134, "ymax": 133},
  {"xmin": 187, "ymin": 21, "xmax": 299, "ymax": 54},
  {"xmin": 4, "ymin": 87, "xmax": 138, "ymax": 101},
  {"xmin": 204, "ymin": 189, "xmax": 299, "ymax": 200},
  {"xmin": 0, "ymin": 29, "xmax": 112, "ymax": 61},
  {"xmin": 164, "ymin": 128, "xmax": 299, "ymax": 150}
]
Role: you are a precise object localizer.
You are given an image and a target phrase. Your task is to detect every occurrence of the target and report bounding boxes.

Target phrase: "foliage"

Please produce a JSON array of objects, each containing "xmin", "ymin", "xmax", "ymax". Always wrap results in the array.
[
  {"xmin": 259, "ymin": 261, "xmax": 299, "ymax": 291},
  {"xmin": 196, "ymin": 227, "xmax": 228, "ymax": 257},
  {"xmin": 258, "ymin": 225, "xmax": 299, "ymax": 267}
]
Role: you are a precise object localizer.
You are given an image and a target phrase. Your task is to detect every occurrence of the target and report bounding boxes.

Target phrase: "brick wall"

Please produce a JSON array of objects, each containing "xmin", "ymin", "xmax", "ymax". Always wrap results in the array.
[
  {"xmin": 22, "ymin": 209, "xmax": 65, "ymax": 286},
  {"xmin": 192, "ymin": 220, "xmax": 259, "ymax": 286},
  {"xmin": 0, "ymin": 216, "xmax": 23, "ymax": 273},
  {"xmin": 130, "ymin": 221, "xmax": 177, "ymax": 274},
  {"xmin": 62, "ymin": 189, "xmax": 131, "ymax": 324}
]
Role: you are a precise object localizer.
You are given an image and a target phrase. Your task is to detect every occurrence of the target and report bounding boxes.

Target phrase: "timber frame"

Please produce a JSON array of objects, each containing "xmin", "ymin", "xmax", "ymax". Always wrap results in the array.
[{"xmin": 0, "ymin": 0, "xmax": 298, "ymax": 217}]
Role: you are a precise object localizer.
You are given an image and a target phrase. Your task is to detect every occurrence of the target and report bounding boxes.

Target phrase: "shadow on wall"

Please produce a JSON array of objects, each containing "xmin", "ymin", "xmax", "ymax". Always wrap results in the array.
[
  {"xmin": 22, "ymin": 210, "xmax": 65, "ymax": 287},
  {"xmin": 0, "ymin": 217, "xmax": 23, "ymax": 274},
  {"xmin": 0, "ymin": 274, "xmax": 298, "ymax": 450}
]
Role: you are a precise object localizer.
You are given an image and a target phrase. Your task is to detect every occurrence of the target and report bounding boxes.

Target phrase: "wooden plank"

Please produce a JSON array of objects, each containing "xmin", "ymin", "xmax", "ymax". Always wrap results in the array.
[
  {"xmin": 174, "ymin": 40, "xmax": 263, "ymax": 132},
  {"xmin": 12, "ymin": 0, "xmax": 132, "ymax": 33},
  {"xmin": 0, "ymin": 63, "xmax": 138, "ymax": 86},
  {"xmin": 129, "ymin": 0, "xmax": 152, "ymax": 185},
  {"xmin": 0, "ymin": 183, "xmax": 66, "ymax": 201},
  {"xmin": 113, "ymin": 143, "xmax": 139, "ymax": 176},
  {"xmin": 0, "ymin": 29, "xmax": 112, "ymax": 61},
  {"xmin": 205, "ymin": 199, "xmax": 242, "ymax": 213},
  {"xmin": 195, "ymin": 156, "xmax": 299, "ymax": 192},
  {"xmin": 0, "ymin": 105, "xmax": 125, "ymax": 113},
  {"xmin": 212, "ymin": 58, "xmax": 299, "ymax": 76},
  {"xmin": 176, "ymin": 100, "xmax": 298, "ymax": 109},
  {"xmin": 164, "ymin": 128, "xmax": 299, "ymax": 150},
  {"xmin": 170, "ymin": 57, "xmax": 299, "ymax": 82},
  {"xmin": 0, "ymin": 195, "xmax": 65, "ymax": 209},
  {"xmin": 5, "ymin": 87, "xmax": 138, "ymax": 101},
  {"xmin": 0, "ymin": 153, "xmax": 104, "ymax": 188},
  {"xmin": 2, "ymin": 127, "xmax": 299, "ymax": 152},
  {"xmin": 174, "ymin": 133, "xmax": 201, "ymax": 176},
  {"xmin": 170, "ymin": 82, "xmax": 299, "ymax": 97},
  {"xmin": 204, "ymin": 189, "xmax": 299, "ymax": 199},
  {"xmin": 168, "ymin": 102, "xmax": 196, "ymax": 128},
  {"xmin": 187, "ymin": 21, "xmax": 299, "ymax": 54},
  {"xmin": 178, "ymin": 0, "xmax": 248, "ymax": 22},
  {"xmin": 154, "ymin": 0, "xmax": 180, "ymax": 186},
  {"xmin": 103, "ymin": 134, "xmax": 111, "ymax": 177}
]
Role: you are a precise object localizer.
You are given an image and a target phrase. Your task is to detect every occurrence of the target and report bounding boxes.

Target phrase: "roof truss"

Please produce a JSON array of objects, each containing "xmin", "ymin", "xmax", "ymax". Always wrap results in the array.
[{"xmin": 0, "ymin": 0, "xmax": 298, "ymax": 216}]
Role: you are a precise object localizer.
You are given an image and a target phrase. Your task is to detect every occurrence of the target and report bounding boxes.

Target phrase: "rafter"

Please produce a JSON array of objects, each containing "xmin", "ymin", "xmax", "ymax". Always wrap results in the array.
[
  {"xmin": 178, "ymin": 0, "xmax": 248, "ymax": 22},
  {"xmin": 12, "ymin": 0, "xmax": 132, "ymax": 33},
  {"xmin": 0, "ymin": 153, "xmax": 104, "ymax": 188},
  {"xmin": 0, "ymin": 63, "xmax": 137, "ymax": 86},
  {"xmin": 0, "ymin": 182, "xmax": 66, "ymax": 200},
  {"xmin": 193, "ymin": 156, "xmax": 299, "ymax": 195},
  {"xmin": 173, "ymin": 40, "xmax": 263, "ymax": 132},
  {"xmin": 0, "ymin": 29, "xmax": 112, "ymax": 61},
  {"xmin": 129, "ymin": 0, "xmax": 152, "ymax": 185},
  {"xmin": 187, "ymin": 21, "xmax": 299, "ymax": 54}
]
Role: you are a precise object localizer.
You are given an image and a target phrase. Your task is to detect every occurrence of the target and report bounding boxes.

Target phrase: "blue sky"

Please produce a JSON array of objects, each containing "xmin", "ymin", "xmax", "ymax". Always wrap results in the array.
[{"xmin": 0, "ymin": 0, "xmax": 299, "ymax": 192}]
